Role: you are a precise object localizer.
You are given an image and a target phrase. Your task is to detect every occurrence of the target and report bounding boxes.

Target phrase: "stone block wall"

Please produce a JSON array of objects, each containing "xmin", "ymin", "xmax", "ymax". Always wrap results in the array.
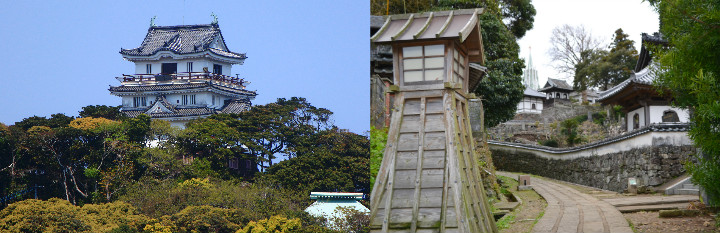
[{"xmin": 491, "ymin": 145, "xmax": 697, "ymax": 192}]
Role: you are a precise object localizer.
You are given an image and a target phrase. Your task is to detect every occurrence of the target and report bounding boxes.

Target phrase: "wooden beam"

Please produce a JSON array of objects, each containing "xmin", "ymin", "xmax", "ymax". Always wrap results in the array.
[
  {"xmin": 413, "ymin": 12, "xmax": 434, "ymax": 39},
  {"xmin": 436, "ymin": 11, "xmax": 454, "ymax": 38},
  {"xmin": 391, "ymin": 14, "xmax": 415, "ymax": 41}
]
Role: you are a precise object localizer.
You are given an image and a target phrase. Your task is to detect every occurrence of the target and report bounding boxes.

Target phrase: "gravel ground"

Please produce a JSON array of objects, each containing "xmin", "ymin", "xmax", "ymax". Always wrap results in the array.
[{"xmin": 624, "ymin": 211, "xmax": 718, "ymax": 233}]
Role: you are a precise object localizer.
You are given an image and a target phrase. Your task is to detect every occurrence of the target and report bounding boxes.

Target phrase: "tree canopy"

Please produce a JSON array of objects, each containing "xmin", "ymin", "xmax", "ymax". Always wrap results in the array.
[
  {"xmin": 647, "ymin": 0, "xmax": 720, "ymax": 205},
  {"xmin": 574, "ymin": 28, "xmax": 638, "ymax": 91}
]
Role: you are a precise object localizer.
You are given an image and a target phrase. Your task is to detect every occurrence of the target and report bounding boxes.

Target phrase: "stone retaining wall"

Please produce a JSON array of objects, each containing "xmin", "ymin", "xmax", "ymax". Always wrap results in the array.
[{"xmin": 491, "ymin": 145, "xmax": 697, "ymax": 192}]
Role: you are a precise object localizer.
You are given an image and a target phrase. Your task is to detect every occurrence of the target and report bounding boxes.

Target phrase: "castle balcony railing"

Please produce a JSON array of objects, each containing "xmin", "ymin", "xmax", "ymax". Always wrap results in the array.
[{"xmin": 117, "ymin": 72, "xmax": 247, "ymax": 89}]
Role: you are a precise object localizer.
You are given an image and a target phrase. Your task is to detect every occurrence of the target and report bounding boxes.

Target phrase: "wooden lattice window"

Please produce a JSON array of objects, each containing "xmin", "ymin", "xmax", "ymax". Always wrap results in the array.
[
  {"xmin": 402, "ymin": 44, "xmax": 445, "ymax": 84},
  {"xmin": 453, "ymin": 48, "xmax": 466, "ymax": 87}
]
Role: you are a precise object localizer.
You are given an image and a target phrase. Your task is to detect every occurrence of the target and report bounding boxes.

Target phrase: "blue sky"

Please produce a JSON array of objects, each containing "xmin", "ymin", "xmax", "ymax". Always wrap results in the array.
[{"xmin": 0, "ymin": 1, "xmax": 369, "ymax": 134}]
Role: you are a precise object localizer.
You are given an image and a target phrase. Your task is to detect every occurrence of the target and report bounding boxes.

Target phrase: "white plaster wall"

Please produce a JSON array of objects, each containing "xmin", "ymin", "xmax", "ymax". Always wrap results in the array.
[
  {"xmin": 490, "ymin": 131, "xmax": 692, "ymax": 160},
  {"xmin": 121, "ymin": 95, "xmax": 155, "ymax": 107},
  {"xmin": 517, "ymin": 97, "xmax": 543, "ymax": 114},
  {"xmin": 627, "ymin": 107, "xmax": 646, "ymax": 132},
  {"xmin": 649, "ymin": 106, "xmax": 689, "ymax": 123},
  {"xmin": 132, "ymin": 58, "xmax": 232, "ymax": 75}
]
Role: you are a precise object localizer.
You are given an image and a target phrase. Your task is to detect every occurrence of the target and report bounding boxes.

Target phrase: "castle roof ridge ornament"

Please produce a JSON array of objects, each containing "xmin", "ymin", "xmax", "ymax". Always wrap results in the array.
[
  {"xmin": 211, "ymin": 12, "xmax": 218, "ymax": 25},
  {"xmin": 150, "ymin": 16, "xmax": 156, "ymax": 27}
]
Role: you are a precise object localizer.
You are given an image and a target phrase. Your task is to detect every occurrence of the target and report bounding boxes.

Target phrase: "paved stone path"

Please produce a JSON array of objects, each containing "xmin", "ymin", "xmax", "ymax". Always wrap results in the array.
[{"xmin": 498, "ymin": 172, "xmax": 633, "ymax": 233}]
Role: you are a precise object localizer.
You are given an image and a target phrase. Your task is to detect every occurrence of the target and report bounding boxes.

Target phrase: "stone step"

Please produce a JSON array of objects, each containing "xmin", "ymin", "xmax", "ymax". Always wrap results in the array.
[
  {"xmin": 603, "ymin": 195, "xmax": 699, "ymax": 207},
  {"xmin": 617, "ymin": 203, "xmax": 690, "ymax": 213},
  {"xmin": 682, "ymin": 183, "xmax": 699, "ymax": 189},
  {"xmin": 677, "ymin": 189, "xmax": 699, "ymax": 195}
]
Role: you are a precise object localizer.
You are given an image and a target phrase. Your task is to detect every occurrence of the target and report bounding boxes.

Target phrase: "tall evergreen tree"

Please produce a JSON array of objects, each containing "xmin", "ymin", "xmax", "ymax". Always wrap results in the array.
[{"xmin": 573, "ymin": 28, "xmax": 638, "ymax": 91}]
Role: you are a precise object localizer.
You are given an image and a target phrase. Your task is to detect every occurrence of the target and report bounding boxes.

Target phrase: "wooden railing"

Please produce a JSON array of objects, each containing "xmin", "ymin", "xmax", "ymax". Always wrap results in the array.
[{"xmin": 120, "ymin": 72, "xmax": 245, "ymax": 85}]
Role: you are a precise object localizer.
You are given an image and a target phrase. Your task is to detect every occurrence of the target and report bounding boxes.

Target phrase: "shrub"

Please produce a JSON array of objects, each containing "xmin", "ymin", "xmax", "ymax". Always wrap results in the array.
[
  {"xmin": 0, "ymin": 198, "xmax": 150, "ymax": 233},
  {"xmin": 540, "ymin": 139, "xmax": 559, "ymax": 147},
  {"xmin": 237, "ymin": 215, "xmax": 302, "ymax": 233},
  {"xmin": 171, "ymin": 205, "xmax": 242, "ymax": 233}
]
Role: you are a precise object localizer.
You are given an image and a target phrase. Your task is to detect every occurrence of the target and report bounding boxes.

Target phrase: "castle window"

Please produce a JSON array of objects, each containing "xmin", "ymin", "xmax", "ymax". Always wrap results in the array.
[
  {"xmin": 229, "ymin": 158, "xmax": 239, "ymax": 169},
  {"xmin": 212, "ymin": 95, "xmax": 216, "ymax": 105},
  {"xmin": 452, "ymin": 48, "xmax": 466, "ymax": 87},
  {"xmin": 213, "ymin": 64, "xmax": 223, "ymax": 75},
  {"xmin": 182, "ymin": 95, "xmax": 196, "ymax": 105},
  {"xmin": 133, "ymin": 97, "xmax": 147, "ymax": 107},
  {"xmin": 532, "ymin": 103, "xmax": 536, "ymax": 109},
  {"xmin": 187, "ymin": 62, "xmax": 193, "ymax": 72},
  {"xmin": 401, "ymin": 44, "xmax": 445, "ymax": 84},
  {"xmin": 556, "ymin": 93, "xmax": 560, "ymax": 98},
  {"xmin": 146, "ymin": 64, "xmax": 152, "ymax": 74}
]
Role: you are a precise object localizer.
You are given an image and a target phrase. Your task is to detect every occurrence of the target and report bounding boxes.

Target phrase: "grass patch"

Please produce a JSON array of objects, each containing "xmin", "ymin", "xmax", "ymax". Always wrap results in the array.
[
  {"xmin": 496, "ymin": 212, "xmax": 516, "ymax": 230},
  {"xmin": 626, "ymin": 218, "xmax": 638, "ymax": 233}
]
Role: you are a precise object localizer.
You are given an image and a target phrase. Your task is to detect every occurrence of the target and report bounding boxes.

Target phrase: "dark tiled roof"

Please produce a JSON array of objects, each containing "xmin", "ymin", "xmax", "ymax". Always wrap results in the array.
[
  {"xmin": 123, "ymin": 94, "xmax": 252, "ymax": 118},
  {"xmin": 220, "ymin": 99, "xmax": 251, "ymax": 114},
  {"xmin": 489, "ymin": 122, "xmax": 689, "ymax": 154},
  {"xmin": 109, "ymin": 82, "xmax": 257, "ymax": 96},
  {"xmin": 124, "ymin": 107, "xmax": 216, "ymax": 118},
  {"xmin": 120, "ymin": 24, "xmax": 246, "ymax": 60},
  {"xmin": 523, "ymin": 87, "xmax": 545, "ymax": 98},
  {"xmin": 598, "ymin": 64, "xmax": 656, "ymax": 101},
  {"xmin": 539, "ymin": 78, "xmax": 573, "ymax": 92},
  {"xmin": 371, "ymin": 16, "xmax": 386, "ymax": 29}
]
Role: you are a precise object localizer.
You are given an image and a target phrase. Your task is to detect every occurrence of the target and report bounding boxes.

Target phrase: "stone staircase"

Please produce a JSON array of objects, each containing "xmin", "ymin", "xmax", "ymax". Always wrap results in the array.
[
  {"xmin": 603, "ymin": 195, "xmax": 700, "ymax": 213},
  {"xmin": 661, "ymin": 176, "xmax": 701, "ymax": 195}
]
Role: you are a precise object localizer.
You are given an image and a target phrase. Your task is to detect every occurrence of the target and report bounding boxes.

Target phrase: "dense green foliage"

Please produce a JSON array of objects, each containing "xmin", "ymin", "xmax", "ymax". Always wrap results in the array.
[
  {"xmin": 1, "ymin": 97, "xmax": 369, "ymax": 231},
  {"xmin": 369, "ymin": 126, "xmax": 387, "ymax": 191},
  {"xmin": 646, "ymin": 0, "xmax": 720, "ymax": 206},
  {"xmin": 574, "ymin": 28, "xmax": 638, "ymax": 91}
]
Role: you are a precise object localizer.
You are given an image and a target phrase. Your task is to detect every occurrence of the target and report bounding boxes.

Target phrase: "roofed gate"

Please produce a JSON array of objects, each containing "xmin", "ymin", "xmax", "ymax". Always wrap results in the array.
[{"xmin": 370, "ymin": 9, "xmax": 497, "ymax": 233}]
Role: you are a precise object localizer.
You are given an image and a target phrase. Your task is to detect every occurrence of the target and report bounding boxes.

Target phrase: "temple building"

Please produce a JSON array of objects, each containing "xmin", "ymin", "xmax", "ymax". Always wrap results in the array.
[
  {"xmin": 109, "ymin": 22, "xmax": 256, "ymax": 128},
  {"xmin": 598, "ymin": 32, "xmax": 689, "ymax": 132},
  {"xmin": 517, "ymin": 87, "xmax": 545, "ymax": 114}
]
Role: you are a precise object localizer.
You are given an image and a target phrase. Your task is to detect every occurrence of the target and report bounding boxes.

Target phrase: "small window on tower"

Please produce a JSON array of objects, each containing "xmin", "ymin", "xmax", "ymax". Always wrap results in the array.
[
  {"xmin": 146, "ymin": 64, "xmax": 152, "ymax": 74},
  {"xmin": 190, "ymin": 95, "xmax": 196, "ymax": 105},
  {"xmin": 187, "ymin": 62, "xmax": 193, "ymax": 72},
  {"xmin": 182, "ymin": 95, "xmax": 188, "ymax": 105},
  {"xmin": 213, "ymin": 64, "xmax": 222, "ymax": 75},
  {"xmin": 133, "ymin": 97, "xmax": 147, "ymax": 107}
]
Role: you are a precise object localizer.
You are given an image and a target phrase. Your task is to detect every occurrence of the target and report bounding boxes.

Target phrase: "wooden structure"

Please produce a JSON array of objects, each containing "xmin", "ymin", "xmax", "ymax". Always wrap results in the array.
[{"xmin": 370, "ymin": 9, "xmax": 497, "ymax": 233}]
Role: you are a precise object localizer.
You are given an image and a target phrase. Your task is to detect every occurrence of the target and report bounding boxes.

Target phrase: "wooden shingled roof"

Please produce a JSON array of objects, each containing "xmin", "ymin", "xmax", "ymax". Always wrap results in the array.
[{"xmin": 371, "ymin": 8, "xmax": 486, "ymax": 64}]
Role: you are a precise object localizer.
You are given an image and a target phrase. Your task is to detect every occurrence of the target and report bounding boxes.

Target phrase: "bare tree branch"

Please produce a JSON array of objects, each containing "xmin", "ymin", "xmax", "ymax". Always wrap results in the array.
[{"xmin": 548, "ymin": 24, "xmax": 602, "ymax": 79}]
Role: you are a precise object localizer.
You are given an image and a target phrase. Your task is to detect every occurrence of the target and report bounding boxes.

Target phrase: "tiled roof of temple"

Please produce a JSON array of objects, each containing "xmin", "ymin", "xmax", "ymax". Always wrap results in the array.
[
  {"xmin": 119, "ymin": 24, "xmax": 246, "ymax": 60},
  {"xmin": 539, "ymin": 78, "xmax": 574, "ymax": 92}
]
